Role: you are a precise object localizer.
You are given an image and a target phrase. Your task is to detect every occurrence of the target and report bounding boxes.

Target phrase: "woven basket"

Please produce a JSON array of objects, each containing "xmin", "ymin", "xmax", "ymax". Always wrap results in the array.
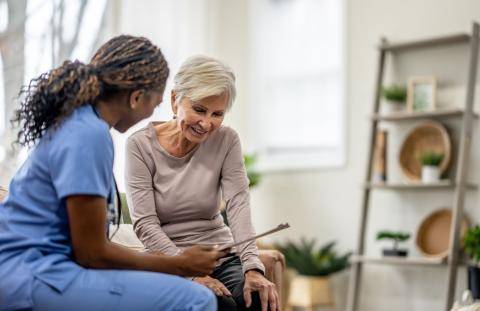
[
  {"xmin": 399, "ymin": 121, "xmax": 451, "ymax": 181},
  {"xmin": 416, "ymin": 208, "xmax": 468, "ymax": 259}
]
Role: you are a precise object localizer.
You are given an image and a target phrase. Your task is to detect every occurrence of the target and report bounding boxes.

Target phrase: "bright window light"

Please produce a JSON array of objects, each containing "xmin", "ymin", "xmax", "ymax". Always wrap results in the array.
[{"xmin": 248, "ymin": 0, "xmax": 346, "ymax": 171}]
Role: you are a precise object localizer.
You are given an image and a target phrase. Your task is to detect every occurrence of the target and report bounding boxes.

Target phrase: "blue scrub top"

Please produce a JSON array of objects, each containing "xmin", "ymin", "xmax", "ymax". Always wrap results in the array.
[{"xmin": 0, "ymin": 105, "xmax": 117, "ymax": 310}]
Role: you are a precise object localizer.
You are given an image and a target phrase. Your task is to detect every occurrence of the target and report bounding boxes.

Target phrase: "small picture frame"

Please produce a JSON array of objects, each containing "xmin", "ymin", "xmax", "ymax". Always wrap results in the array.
[{"xmin": 407, "ymin": 76, "xmax": 437, "ymax": 112}]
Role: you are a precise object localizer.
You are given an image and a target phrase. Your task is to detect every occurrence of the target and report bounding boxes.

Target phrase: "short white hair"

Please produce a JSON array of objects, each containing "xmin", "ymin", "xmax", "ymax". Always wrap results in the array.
[{"xmin": 173, "ymin": 55, "xmax": 236, "ymax": 110}]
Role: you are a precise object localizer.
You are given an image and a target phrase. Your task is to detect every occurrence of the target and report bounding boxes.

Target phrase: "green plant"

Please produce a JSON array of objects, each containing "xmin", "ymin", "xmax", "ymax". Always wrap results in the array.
[
  {"xmin": 418, "ymin": 151, "xmax": 444, "ymax": 166},
  {"xmin": 464, "ymin": 226, "xmax": 480, "ymax": 263},
  {"xmin": 376, "ymin": 230, "xmax": 410, "ymax": 250},
  {"xmin": 381, "ymin": 85, "xmax": 407, "ymax": 103},
  {"xmin": 275, "ymin": 238, "xmax": 351, "ymax": 277},
  {"xmin": 244, "ymin": 153, "xmax": 261, "ymax": 188}
]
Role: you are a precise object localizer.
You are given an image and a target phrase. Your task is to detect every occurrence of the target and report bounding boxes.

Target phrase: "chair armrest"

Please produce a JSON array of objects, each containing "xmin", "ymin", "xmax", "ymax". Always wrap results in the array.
[
  {"xmin": 258, "ymin": 249, "xmax": 285, "ymax": 310},
  {"xmin": 0, "ymin": 186, "xmax": 7, "ymax": 202}
]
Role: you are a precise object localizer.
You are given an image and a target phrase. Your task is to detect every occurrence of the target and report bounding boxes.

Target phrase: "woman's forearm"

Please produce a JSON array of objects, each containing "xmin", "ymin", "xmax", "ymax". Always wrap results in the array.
[{"xmin": 226, "ymin": 190, "xmax": 265, "ymax": 274}]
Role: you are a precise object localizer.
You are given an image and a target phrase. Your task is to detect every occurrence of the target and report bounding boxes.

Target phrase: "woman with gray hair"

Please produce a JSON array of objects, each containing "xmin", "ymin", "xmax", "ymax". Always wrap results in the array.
[{"xmin": 125, "ymin": 55, "xmax": 279, "ymax": 310}]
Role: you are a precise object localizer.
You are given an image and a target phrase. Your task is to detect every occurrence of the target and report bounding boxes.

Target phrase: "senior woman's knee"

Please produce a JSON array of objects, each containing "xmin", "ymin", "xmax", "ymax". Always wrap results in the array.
[
  {"xmin": 217, "ymin": 295, "xmax": 237, "ymax": 310},
  {"xmin": 230, "ymin": 287, "xmax": 262, "ymax": 311}
]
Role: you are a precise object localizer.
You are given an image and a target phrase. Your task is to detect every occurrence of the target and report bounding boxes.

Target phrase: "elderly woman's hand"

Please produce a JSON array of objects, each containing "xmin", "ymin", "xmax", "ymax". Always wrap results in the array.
[
  {"xmin": 244, "ymin": 270, "xmax": 279, "ymax": 311},
  {"xmin": 194, "ymin": 275, "xmax": 232, "ymax": 296}
]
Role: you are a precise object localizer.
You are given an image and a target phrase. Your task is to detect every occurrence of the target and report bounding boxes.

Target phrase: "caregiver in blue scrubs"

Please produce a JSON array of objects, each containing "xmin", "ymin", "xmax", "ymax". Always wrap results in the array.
[{"xmin": 0, "ymin": 35, "xmax": 224, "ymax": 311}]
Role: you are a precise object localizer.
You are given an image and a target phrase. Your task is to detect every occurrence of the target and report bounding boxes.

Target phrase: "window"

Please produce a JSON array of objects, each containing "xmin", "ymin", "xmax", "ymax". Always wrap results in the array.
[
  {"xmin": 0, "ymin": 0, "xmax": 108, "ymax": 172},
  {"xmin": 248, "ymin": 0, "xmax": 346, "ymax": 171}
]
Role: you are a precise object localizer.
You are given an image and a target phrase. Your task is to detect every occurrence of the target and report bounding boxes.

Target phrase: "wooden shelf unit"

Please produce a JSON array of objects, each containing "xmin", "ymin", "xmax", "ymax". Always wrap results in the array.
[
  {"xmin": 351, "ymin": 255, "xmax": 446, "ymax": 267},
  {"xmin": 380, "ymin": 33, "xmax": 470, "ymax": 52},
  {"xmin": 364, "ymin": 181, "xmax": 478, "ymax": 191},
  {"xmin": 346, "ymin": 22, "xmax": 480, "ymax": 311},
  {"xmin": 371, "ymin": 109, "xmax": 479, "ymax": 122}
]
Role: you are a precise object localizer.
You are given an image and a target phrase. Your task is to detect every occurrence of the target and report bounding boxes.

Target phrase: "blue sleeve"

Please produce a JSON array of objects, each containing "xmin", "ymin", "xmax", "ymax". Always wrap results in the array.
[{"xmin": 48, "ymin": 124, "xmax": 114, "ymax": 200}]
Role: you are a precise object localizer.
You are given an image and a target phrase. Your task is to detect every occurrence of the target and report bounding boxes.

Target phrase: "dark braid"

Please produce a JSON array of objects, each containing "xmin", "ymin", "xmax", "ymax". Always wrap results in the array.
[{"xmin": 13, "ymin": 35, "xmax": 169, "ymax": 146}]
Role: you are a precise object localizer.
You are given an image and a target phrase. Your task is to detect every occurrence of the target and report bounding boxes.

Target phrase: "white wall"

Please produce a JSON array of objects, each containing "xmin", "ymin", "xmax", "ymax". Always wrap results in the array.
[
  {"xmin": 110, "ymin": 1, "xmax": 480, "ymax": 310},
  {"xmin": 249, "ymin": 1, "xmax": 480, "ymax": 310}
]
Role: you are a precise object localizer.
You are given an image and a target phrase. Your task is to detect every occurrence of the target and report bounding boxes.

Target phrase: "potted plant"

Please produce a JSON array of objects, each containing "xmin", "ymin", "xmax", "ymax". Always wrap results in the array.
[
  {"xmin": 244, "ymin": 153, "xmax": 261, "ymax": 188},
  {"xmin": 463, "ymin": 225, "xmax": 480, "ymax": 299},
  {"xmin": 376, "ymin": 230, "xmax": 410, "ymax": 257},
  {"xmin": 381, "ymin": 84, "xmax": 407, "ymax": 113},
  {"xmin": 418, "ymin": 151, "xmax": 444, "ymax": 184},
  {"xmin": 275, "ymin": 238, "xmax": 351, "ymax": 307}
]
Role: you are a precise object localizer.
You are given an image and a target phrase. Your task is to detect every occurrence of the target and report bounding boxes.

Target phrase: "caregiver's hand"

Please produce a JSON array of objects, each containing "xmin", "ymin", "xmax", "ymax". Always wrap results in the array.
[{"xmin": 176, "ymin": 245, "xmax": 226, "ymax": 277}]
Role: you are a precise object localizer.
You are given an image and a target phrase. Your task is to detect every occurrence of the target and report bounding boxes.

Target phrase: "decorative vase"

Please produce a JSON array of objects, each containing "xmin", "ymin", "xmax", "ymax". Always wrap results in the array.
[
  {"xmin": 421, "ymin": 165, "xmax": 440, "ymax": 183},
  {"xmin": 373, "ymin": 130, "xmax": 388, "ymax": 182},
  {"xmin": 288, "ymin": 275, "xmax": 333, "ymax": 308},
  {"xmin": 451, "ymin": 290, "xmax": 480, "ymax": 310},
  {"xmin": 468, "ymin": 266, "xmax": 480, "ymax": 300}
]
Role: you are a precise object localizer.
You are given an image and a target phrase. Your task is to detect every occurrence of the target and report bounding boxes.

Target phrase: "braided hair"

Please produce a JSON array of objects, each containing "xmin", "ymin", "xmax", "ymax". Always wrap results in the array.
[
  {"xmin": 13, "ymin": 35, "xmax": 169, "ymax": 146},
  {"xmin": 12, "ymin": 35, "xmax": 169, "ymax": 233}
]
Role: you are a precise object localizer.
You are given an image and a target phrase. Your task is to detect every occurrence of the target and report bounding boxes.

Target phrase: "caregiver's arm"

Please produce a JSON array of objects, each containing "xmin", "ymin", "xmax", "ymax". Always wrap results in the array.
[{"xmin": 67, "ymin": 195, "xmax": 223, "ymax": 276}]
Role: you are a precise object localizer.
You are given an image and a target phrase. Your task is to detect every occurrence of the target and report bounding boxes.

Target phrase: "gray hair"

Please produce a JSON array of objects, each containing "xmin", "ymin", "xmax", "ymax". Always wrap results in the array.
[{"xmin": 173, "ymin": 55, "xmax": 236, "ymax": 110}]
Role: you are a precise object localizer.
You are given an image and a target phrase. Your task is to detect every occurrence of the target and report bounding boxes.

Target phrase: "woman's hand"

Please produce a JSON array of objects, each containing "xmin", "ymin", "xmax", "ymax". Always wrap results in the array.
[
  {"xmin": 176, "ymin": 246, "xmax": 225, "ymax": 277},
  {"xmin": 244, "ymin": 270, "xmax": 279, "ymax": 311},
  {"xmin": 194, "ymin": 275, "xmax": 232, "ymax": 296}
]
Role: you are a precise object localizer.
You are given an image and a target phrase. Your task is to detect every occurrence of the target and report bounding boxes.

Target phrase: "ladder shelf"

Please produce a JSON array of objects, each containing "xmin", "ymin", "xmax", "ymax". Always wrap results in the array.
[{"xmin": 346, "ymin": 22, "xmax": 480, "ymax": 311}]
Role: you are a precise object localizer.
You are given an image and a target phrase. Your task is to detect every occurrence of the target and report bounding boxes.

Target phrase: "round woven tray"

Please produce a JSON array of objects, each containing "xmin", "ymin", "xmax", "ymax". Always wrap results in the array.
[
  {"xmin": 416, "ymin": 208, "xmax": 468, "ymax": 259},
  {"xmin": 399, "ymin": 121, "xmax": 451, "ymax": 181}
]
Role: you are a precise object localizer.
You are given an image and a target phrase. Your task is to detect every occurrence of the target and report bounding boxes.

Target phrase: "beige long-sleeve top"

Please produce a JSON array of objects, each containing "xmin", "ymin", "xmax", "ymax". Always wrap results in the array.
[{"xmin": 124, "ymin": 122, "xmax": 265, "ymax": 274}]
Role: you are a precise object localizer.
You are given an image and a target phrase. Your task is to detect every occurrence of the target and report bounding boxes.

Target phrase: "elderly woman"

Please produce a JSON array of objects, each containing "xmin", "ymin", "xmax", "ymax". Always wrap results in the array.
[{"xmin": 125, "ymin": 56, "xmax": 279, "ymax": 310}]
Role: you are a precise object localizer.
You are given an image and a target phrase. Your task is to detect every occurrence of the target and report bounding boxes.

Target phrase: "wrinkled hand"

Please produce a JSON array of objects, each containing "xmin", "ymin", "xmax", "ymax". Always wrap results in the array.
[
  {"xmin": 176, "ymin": 245, "xmax": 226, "ymax": 277},
  {"xmin": 194, "ymin": 275, "xmax": 232, "ymax": 296},
  {"xmin": 244, "ymin": 270, "xmax": 279, "ymax": 311}
]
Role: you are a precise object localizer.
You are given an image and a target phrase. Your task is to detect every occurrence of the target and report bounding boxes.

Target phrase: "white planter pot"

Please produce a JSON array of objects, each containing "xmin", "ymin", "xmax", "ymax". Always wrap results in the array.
[
  {"xmin": 382, "ymin": 100, "xmax": 405, "ymax": 114},
  {"xmin": 422, "ymin": 165, "xmax": 440, "ymax": 184}
]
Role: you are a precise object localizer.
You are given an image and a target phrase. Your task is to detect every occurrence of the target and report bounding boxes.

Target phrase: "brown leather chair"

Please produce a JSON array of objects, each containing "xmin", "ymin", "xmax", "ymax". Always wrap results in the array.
[{"xmin": 257, "ymin": 247, "xmax": 286, "ymax": 308}]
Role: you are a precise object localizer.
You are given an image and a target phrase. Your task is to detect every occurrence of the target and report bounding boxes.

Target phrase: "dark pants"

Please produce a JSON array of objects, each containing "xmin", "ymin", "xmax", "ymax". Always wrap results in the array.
[{"xmin": 212, "ymin": 256, "xmax": 262, "ymax": 311}]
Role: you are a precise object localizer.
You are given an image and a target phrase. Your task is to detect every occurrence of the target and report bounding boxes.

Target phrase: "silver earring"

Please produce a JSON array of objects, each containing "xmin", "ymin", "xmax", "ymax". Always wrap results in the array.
[{"xmin": 173, "ymin": 114, "xmax": 177, "ymax": 119}]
